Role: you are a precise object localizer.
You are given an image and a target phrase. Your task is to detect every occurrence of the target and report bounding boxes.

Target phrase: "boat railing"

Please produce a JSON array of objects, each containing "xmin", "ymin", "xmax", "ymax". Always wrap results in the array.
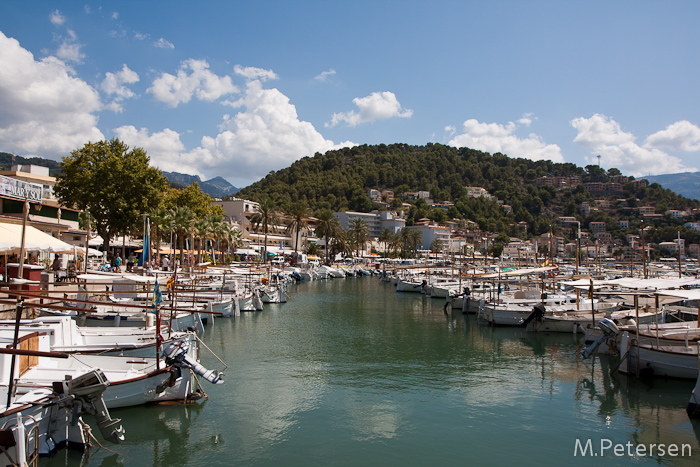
[{"xmin": 1, "ymin": 413, "xmax": 39, "ymax": 466}]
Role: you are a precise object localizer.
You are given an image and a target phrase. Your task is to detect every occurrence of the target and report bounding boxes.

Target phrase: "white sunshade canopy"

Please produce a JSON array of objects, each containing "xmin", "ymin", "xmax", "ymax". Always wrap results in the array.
[{"xmin": 0, "ymin": 223, "xmax": 75, "ymax": 254}]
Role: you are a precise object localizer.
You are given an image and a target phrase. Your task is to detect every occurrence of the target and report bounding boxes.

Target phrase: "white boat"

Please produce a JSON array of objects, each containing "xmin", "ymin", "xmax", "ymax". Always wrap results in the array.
[
  {"xmin": 239, "ymin": 289, "xmax": 264, "ymax": 311},
  {"xmin": 618, "ymin": 331, "xmax": 699, "ymax": 380},
  {"xmin": 395, "ymin": 276, "xmax": 427, "ymax": 293},
  {"xmin": 260, "ymin": 285, "xmax": 287, "ymax": 303},
  {"xmin": 0, "ymin": 320, "xmax": 223, "ymax": 409},
  {"xmin": 0, "ymin": 369, "xmax": 124, "ymax": 463}
]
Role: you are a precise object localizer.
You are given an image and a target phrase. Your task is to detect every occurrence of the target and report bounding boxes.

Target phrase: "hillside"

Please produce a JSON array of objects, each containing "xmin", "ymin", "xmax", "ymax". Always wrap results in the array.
[
  {"xmin": 0, "ymin": 152, "xmax": 63, "ymax": 175},
  {"xmin": 237, "ymin": 143, "xmax": 700, "ymax": 242},
  {"xmin": 641, "ymin": 172, "xmax": 700, "ymax": 201}
]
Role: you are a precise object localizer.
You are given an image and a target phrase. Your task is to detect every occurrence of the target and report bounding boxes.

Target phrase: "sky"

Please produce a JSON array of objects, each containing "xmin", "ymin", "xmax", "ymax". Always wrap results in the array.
[{"xmin": 0, "ymin": 1, "xmax": 699, "ymax": 189}]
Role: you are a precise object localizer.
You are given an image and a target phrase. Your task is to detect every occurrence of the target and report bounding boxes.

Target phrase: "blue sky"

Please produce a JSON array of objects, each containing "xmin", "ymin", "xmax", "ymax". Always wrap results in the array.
[{"xmin": 1, "ymin": 1, "xmax": 699, "ymax": 189}]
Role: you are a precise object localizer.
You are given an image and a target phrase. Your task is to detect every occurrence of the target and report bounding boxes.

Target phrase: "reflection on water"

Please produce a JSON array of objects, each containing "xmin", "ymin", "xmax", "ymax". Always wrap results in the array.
[{"xmin": 42, "ymin": 278, "xmax": 700, "ymax": 466}]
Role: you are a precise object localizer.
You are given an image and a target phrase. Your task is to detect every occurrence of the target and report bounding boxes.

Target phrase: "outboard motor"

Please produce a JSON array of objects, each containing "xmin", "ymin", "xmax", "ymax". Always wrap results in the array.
[
  {"xmin": 66, "ymin": 369, "xmax": 125, "ymax": 443},
  {"xmin": 581, "ymin": 318, "xmax": 620, "ymax": 359},
  {"xmin": 163, "ymin": 340, "xmax": 224, "ymax": 384},
  {"xmin": 291, "ymin": 271, "xmax": 302, "ymax": 282},
  {"xmin": 520, "ymin": 304, "xmax": 547, "ymax": 327}
]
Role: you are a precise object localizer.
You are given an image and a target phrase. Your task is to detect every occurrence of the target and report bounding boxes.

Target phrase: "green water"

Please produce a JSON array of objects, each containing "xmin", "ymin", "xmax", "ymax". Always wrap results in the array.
[{"xmin": 44, "ymin": 278, "xmax": 700, "ymax": 466}]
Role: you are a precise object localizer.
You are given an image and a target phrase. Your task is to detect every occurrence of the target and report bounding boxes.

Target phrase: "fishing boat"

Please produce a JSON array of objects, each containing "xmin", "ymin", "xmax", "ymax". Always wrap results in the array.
[{"xmin": 0, "ymin": 369, "xmax": 124, "ymax": 463}]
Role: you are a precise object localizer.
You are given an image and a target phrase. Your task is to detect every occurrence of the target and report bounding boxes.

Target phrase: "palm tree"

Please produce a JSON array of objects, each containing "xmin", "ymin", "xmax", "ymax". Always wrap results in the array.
[
  {"xmin": 379, "ymin": 229, "xmax": 392, "ymax": 258},
  {"xmin": 229, "ymin": 227, "xmax": 244, "ymax": 255},
  {"xmin": 149, "ymin": 207, "xmax": 170, "ymax": 263},
  {"xmin": 314, "ymin": 210, "xmax": 340, "ymax": 264},
  {"xmin": 210, "ymin": 217, "xmax": 231, "ymax": 264},
  {"xmin": 399, "ymin": 228, "xmax": 411, "ymax": 258},
  {"xmin": 170, "ymin": 207, "xmax": 194, "ymax": 265},
  {"xmin": 348, "ymin": 218, "xmax": 369, "ymax": 258},
  {"xmin": 408, "ymin": 230, "xmax": 423, "ymax": 259},
  {"xmin": 429, "ymin": 238, "xmax": 444, "ymax": 262},
  {"xmin": 250, "ymin": 199, "xmax": 280, "ymax": 263},
  {"xmin": 389, "ymin": 232, "xmax": 402, "ymax": 257},
  {"xmin": 329, "ymin": 229, "xmax": 353, "ymax": 261},
  {"xmin": 194, "ymin": 217, "xmax": 211, "ymax": 263},
  {"xmin": 286, "ymin": 203, "xmax": 309, "ymax": 255},
  {"xmin": 306, "ymin": 242, "xmax": 320, "ymax": 257}
]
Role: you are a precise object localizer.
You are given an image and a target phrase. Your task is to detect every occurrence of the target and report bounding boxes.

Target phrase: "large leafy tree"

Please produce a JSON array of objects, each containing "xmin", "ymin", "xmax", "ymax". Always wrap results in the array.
[
  {"xmin": 165, "ymin": 183, "xmax": 224, "ymax": 218},
  {"xmin": 54, "ymin": 138, "xmax": 167, "ymax": 251}
]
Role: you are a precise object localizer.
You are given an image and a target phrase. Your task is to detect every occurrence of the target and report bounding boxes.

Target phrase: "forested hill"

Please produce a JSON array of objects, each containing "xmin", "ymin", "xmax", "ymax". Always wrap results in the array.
[
  {"xmin": 0, "ymin": 152, "xmax": 62, "ymax": 175},
  {"xmin": 236, "ymin": 143, "xmax": 700, "ymax": 238}
]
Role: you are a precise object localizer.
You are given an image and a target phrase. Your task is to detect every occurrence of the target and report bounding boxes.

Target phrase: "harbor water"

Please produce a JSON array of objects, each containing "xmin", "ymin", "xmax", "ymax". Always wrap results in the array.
[{"xmin": 44, "ymin": 277, "xmax": 700, "ymax": 466}]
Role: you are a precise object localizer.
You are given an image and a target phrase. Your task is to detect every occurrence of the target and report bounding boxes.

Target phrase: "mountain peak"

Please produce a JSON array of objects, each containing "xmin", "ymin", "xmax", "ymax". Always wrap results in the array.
[{"xmin": 162, "ymin": 171, "xmax": 239, "ymax": 198}]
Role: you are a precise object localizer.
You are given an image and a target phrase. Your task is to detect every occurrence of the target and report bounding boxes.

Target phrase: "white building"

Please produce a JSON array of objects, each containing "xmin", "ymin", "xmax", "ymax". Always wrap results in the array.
[
  {"xmin": 334, "ymin": 210, "xmax": 406, "ymax": 237},
  {"xmin": 406, "ymin": 222, "xmax": 451, "ymax": 251}
]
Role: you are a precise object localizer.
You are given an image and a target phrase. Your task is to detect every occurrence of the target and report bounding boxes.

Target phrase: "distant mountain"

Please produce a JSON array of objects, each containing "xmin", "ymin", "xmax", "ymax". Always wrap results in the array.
[
  {"xmin": 641, "ymin": 172, "xmax": 700, "ymax": 201},
  {"xmin": 161, "ymin": 171, "xmax": 239, "ymax": 198}
]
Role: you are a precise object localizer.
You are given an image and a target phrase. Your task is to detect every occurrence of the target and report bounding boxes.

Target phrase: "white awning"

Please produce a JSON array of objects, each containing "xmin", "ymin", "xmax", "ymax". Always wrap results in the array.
[
  {"xmin": 0, "ymin": 223, "xmax": 76, "ymax": 254},
  {"xmin": 235, "ymin": 248, "xmax": 260, "ymax": 255}
]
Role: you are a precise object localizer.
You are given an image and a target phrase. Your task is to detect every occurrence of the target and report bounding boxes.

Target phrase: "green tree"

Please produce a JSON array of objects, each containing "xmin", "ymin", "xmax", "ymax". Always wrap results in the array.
[
  {"xmin": 348, "ymin": 218, "xmax": 370, "ymax": 257},
  {"xmin": 408, "ymin": 229, "xmax": 423, "ymax": 258},
  {"xmin": 315, "ymin": 210, "xmax": 341, "ymax": 264},
  {"xmin": 286, "ymin": 203, "xmax": 310, "ymax": 254},
  {"xmin": 165, "ymin": 182, "xmax": 220, "ymax": 218},
  {"xmin": 379, "ymin": 229, "xmax": 393, "ymax": 257},
  {"xmin": 250, "ymin": 199, "xmax": 280, "ymax": 262},
  {"xmin": 429, "ymin": 238, "xmax": 444, "ymax": 260},
  {"xmin": 54, "ymin": 138, "xmax": 167, "ymax": 251},
  {"xmin": 148, "ymin": 207, "xmax": 170, "ymax": 263},
  {"xmin": 170, "ymin": 206, "xmax": 194, "ymax": 264}
]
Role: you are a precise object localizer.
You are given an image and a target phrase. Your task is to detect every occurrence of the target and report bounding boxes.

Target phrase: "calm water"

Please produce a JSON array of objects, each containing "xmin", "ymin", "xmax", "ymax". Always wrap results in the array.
[{"xmin": 44, "ymin": 277, "xmax": 700, "ymax": 466}]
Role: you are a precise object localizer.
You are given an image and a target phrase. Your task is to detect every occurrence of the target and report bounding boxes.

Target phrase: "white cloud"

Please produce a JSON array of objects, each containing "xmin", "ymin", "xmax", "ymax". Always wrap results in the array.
[
  {"xmin": 233, "ymin": 65, "xmax": 278, "ymax": 82},
  {"xmin": 100, "ymin": 64, "xmax": 140, "ymax": 113},
  {"xmin": 111, "ymin": 12, "xmax": 119, "ymax": 20},
  {"xmin": 0, "ymin": 31, "xmax": 103, "ymax": 157},
  {"xmin": 154, "ymin": 38, "xmax": 174, "ymax": 49},
  {"xmin": 50, "ymin": 10, "xmax": 65, "ymax": 26},
  {"xmin": 644, "ymin": 120, "xmax": 700, "ymax": 152},
  {"xmin": 112, "ymin": 126, "xmax": 198, "ymax": 175},
  {"xmin": 517, "ymin": 113, "xmax": 535, "ymax": 127},
  {"xmin": 134, "ymin": 32, "xmax": 149, "ymax": 41},
  {"xmin": 326, "ymin": 91, "xmax": 412, "ymax": 128},
  {"xmin": 571, "ymin": 113, "xmax": 635, "ymax": 147},
  {"xmin": 183, "ymin": 79, "xmax": 353, "ymax": 182},
  {"xmin": 444, "ymin": 125, "xmax": 456, "ymax": 135},
  {"xmin": 314, "ymin": 69, "xmax": 336, "ymax": 82},
  {"xmin": 449, "ymin": 118, "xmax": 564, "ymax": 162},
  {"xmin": 148, "ymin": 59, "xmax": 238, "ymax": 107},
  {"xmin": 570, "ymin": 114, "xmax": 695, "ymax": 176},
  {"xmin": 54, "ymin": 29, "xmax": 85, "ymax": 64}
]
